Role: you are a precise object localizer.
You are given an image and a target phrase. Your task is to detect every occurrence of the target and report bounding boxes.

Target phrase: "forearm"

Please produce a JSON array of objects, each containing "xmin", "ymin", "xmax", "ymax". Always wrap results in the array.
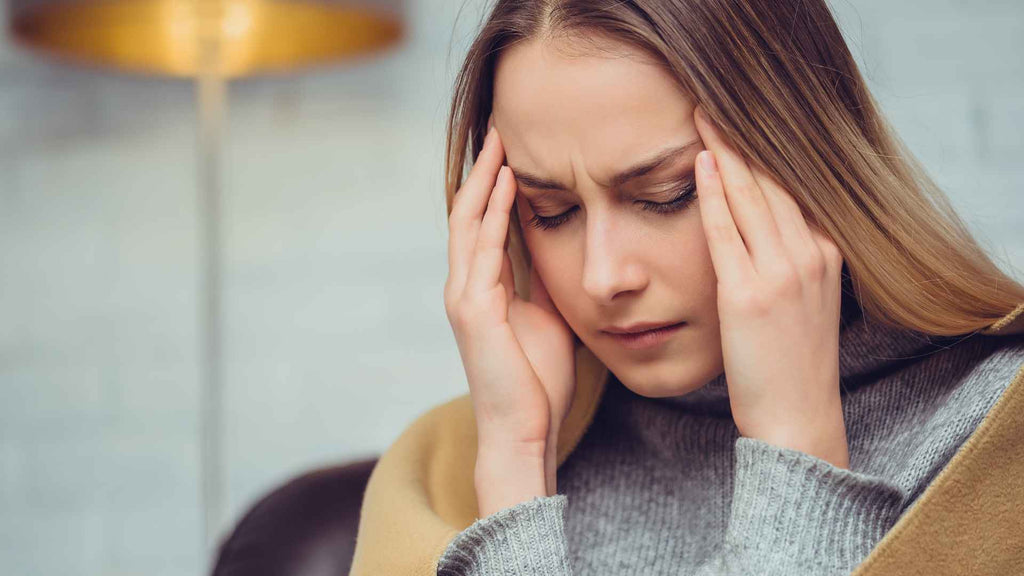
[
  {"xmin": 749, "ymin": 401, "xmax": 850, "ymax": 470},
  {"xmin": 440, "ymin": 444, "xmax": 574, "ymax": 575}
]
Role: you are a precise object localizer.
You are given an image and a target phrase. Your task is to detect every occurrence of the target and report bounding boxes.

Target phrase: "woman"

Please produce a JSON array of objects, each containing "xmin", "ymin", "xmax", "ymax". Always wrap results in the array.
[{"xmin": 350, "ymin": 1, "xmax": 1024, "ymax": 574}]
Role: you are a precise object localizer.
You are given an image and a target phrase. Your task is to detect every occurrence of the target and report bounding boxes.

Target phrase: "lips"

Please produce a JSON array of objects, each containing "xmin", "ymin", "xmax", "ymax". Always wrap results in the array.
[
  {"xmin": 604, "ymin": 321, "xmax": 686, "ymax": 350},
  {"xmin": 603, "ymin": 320, "xmax": 685, "ymax": 335}
]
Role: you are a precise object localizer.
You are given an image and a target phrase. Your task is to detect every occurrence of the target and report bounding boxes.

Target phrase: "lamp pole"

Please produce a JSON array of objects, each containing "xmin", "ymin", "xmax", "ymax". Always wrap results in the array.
[{"xmin": 196, "ymin": 20, "xmax": 226, "ymax": 557}]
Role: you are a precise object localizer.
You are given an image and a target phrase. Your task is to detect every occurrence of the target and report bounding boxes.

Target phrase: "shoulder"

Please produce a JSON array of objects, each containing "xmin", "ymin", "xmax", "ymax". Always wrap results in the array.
[
  {"xmin": 376, "ymin": 392, "xmax": 476, "ymax": 469},
  {"xmin": 361, "ymin": 392, "xmax": 480, "ymax": 504},
  {"xmin": 900, "ymin": 333, "xmax": 1024, "ymax": 501},
  {"xmin": 882, "ymin": 333, "xmax": 1023, "ymax": 492},
  {"xmin": 898, "ymin": 331, "xmax": 1024, "ymax": 438},
  {"xmin": 846, "ymin": 332, "xmax": 1021, "ymax": 471},
  {"xmin": 358, "ymin": 391, "xmax": 479, "ymax": 524},
  {"xmin": 351, "ymin": 393, "xmax": 479, "ymax": 576}
]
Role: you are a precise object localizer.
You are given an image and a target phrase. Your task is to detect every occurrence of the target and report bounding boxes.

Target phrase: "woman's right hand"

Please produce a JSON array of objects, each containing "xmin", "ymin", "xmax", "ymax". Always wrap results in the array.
[{"xmin": 443, "ymin": 118, "xmax": 577, "ymax": 516}]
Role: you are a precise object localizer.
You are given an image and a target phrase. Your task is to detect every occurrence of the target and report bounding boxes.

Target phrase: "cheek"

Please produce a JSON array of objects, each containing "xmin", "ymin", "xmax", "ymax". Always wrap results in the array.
[
  {"xmin": 689, "ymin": 219, "xmax": 717, "ymax": 286},
  {"xmin": 685, "ymin": 222, "xmax": 719, "ymax": 316},
  {"xmin": 664, "ymin": 216, "xmax": 718, "ymax": 304},
  {"xmin": 684, "ymin": 217, "xmax": 714, "ymax": 275},
  {"xmin": 519, "ymin": 230, "xmax": 583, "ymax": 316},
  {"xmin": 526, "ymin": 238, "xmax": 579, "ymax": 296}
]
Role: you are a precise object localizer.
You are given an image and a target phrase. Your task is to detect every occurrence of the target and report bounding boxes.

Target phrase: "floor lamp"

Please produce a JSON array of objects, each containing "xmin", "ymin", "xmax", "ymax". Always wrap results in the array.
[{"xmin": 8, "ymin": 0, "xmax": 405, "ymax": 558}]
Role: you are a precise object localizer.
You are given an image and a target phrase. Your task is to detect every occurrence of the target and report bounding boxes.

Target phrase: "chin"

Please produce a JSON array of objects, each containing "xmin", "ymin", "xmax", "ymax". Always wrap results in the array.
[
  {"xmin": 606, "ymin": 355, "xmax": 711, "ymax": 398},
  {"xmin": 620, "ymin": 376, "xmax": 708, "ymax": 399}
]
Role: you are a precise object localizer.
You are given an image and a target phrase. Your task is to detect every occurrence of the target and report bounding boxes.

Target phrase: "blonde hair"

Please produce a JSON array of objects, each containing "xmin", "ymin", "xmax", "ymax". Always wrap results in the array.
[{"xmin": 443, "ymin": 0, "xmax": 1024, "ymax": 337}]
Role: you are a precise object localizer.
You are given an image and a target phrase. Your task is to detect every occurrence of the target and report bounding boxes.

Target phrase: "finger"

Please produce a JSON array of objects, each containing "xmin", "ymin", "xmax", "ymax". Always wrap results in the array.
[
  {"xmin": 448, "ymin": 126, "xmax": 505, "ymax": 294},
  {"xmin": 754, "ymin": 166, "xmax": 845, "ymax": 284},
  {"xmin": 694, "ymin": 106, "xmax": 786, "ymax": 273},
  {"xmin": 808, "ymin": 220, "xmax": 844, "ymax": 280},
  {"xmin": 751, "ymin": 164, "xmax": 822, "ymax": 269},
  {"xmin": 695, "ymin": 150, "xmax": 755, "ymax": 287},
  {"xmin": 454, "ymin": 125, "xmax": 506, "ymax": 220},
  {"xmin": 466, "ymin": 165, "xmax": 517, "ymax": 295}
]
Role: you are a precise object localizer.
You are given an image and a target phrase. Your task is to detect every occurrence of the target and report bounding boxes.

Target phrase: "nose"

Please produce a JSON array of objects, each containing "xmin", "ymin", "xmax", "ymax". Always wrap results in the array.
[{"xmin": 581, "ymin": 212, "xmax": 648, "ymax": 304}]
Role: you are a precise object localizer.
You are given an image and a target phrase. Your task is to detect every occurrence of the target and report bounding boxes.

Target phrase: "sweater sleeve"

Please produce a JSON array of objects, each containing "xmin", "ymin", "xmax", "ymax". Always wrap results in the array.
[
  {"xmin": 435, "ymin": 494, "xmax": 574, "ymax": 576},
  {"xmin": 694, "ymin": 436, "xmax": 906, "ymax": 576}
]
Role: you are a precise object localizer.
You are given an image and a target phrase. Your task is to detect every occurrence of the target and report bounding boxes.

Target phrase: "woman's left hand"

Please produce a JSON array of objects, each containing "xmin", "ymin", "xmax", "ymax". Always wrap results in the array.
[{"xmin": 692, "ymin": 105, "xmax": 849, "ymax": 470}]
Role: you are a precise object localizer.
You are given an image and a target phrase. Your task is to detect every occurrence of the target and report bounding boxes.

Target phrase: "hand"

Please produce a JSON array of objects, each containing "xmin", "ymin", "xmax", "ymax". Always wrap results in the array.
[
  {"xmin": 444, "ymin": 114, "xmax": 578, "ymax": 514},
  {"xmin": 693, "ymin": 106, "xmax": 849, "ymax": 469}
]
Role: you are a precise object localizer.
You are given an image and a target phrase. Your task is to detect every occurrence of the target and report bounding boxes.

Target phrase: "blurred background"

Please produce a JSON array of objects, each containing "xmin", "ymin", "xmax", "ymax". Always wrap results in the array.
[{"xmin": 0, "ymin": 0, "xmax": 1021, "ymax": 575}]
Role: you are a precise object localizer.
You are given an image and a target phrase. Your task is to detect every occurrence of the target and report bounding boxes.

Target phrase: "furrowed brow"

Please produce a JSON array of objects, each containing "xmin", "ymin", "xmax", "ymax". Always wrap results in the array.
[{"xmin": 510, "ymin": 139, "xmax": 701, "ymax": 192}]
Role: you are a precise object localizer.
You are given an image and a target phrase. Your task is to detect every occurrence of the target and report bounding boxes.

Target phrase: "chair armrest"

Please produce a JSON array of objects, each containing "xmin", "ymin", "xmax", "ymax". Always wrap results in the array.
[{"xmin": 210, "ymin": 456, "xmax": 379, "ymax": 576}]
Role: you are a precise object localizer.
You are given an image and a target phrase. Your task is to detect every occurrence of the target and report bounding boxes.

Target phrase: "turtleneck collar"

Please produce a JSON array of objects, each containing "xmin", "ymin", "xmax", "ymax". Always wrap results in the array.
[{"xmin": 640, "ymin": 266, "xmax": 974, "ymax": 414}]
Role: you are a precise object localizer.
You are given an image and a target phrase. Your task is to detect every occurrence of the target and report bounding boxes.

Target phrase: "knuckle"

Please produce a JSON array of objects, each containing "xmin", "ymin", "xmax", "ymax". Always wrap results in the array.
[
  {"xmin": 448, "ymin": 206, "xmax": 466, "ymax": 227},
  {"xmin": 442, "ymin": 293, "xmax": 458, "ymax": 321},
  {"xmin": 766, "ymin": 263, "xmax": 802, "ymax": 296},
  {"xmin": 799, "ymin": 251, "xmax": 826, "ymax": 277},
  {"xmin": 824, "ymin": 242, "xmax": 844, "ymax": 266},
  {"xmin": 443, "ymin": 289, "xmax": 456, "ymax": 316},
  {"xmin": 443, "ymin": 287, "xmax": 468, "ymax": 327},
  {"xmin": 443, "ymin": 276, "xmax": 459, "ymax": 298},
  {"xmin": 447, "ymin": 303, "xmax": 470, "ymax": 331},
  {"xmin": 747, "ymin": 291, "xmax": 774, "ymax": 315}
]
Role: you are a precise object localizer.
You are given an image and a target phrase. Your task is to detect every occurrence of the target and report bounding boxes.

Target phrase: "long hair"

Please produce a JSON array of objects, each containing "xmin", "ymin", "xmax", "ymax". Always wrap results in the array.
[{"xmin": 443, "ymin": 0, "xmax": 1024, "ymax": 337}]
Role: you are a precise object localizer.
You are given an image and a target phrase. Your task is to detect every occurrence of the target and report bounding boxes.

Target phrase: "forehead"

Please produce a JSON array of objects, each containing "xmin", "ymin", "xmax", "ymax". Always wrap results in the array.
[{"xmin": 492, "ymin": 35, "xmax": 696, "ymax": 188}]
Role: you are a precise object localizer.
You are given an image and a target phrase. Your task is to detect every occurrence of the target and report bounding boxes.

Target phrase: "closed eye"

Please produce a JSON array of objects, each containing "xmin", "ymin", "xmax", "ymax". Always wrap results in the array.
[{"xmin": 525, "ymin": 180, "xmax": 697, "ymax": 231}]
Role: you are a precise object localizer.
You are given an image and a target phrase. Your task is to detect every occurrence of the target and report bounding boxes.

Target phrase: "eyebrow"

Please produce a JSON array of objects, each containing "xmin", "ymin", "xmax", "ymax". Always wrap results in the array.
[{"xmin": 509, "ymin": 139, "xmax": 702, "ymax": 192}]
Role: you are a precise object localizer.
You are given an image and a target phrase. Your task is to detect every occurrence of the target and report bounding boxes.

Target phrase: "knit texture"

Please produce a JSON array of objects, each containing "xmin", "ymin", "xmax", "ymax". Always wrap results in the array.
[{"xmin": 436, "ymin": 307, "xmax": 1024, "ymax": 576}]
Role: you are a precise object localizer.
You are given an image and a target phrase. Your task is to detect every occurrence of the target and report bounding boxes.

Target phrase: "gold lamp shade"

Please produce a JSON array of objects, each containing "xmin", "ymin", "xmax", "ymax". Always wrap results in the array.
[{"xmin": 8, "ymin": 0, "xmax": 407, "ymax": 78}]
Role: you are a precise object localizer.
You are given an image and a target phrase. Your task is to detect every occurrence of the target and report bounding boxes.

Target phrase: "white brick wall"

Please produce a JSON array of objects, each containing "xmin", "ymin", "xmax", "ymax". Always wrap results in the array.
[{"xmin": 1, "ymin": 1, "xmax": 1021, "ymax": 574}]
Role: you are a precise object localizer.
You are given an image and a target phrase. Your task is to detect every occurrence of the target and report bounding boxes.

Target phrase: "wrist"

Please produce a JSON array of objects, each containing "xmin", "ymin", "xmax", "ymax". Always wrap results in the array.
[
  {"xmin": 759, "ymin": 433, "xmax": 849, "ymax": 469},
  {"xmin": 475, "ymin": 446, "xmax": 548, "ymax": 518},
  {"xmin": 754, "ymin": 417, "xmax": 849, "ymax": 469}
]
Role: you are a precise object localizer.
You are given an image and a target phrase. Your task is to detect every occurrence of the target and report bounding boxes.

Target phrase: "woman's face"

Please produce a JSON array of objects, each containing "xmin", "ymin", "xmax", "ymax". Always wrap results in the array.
[{"xmin": 492, "ymin": 35, "xmax": 724, "ymax": 398}]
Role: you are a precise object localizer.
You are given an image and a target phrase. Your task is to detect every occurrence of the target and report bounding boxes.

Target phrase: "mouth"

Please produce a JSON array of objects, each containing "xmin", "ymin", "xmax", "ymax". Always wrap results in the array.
[{"xmin": 602, "ymin": 321, "xmax": 686, "ymax": 350}]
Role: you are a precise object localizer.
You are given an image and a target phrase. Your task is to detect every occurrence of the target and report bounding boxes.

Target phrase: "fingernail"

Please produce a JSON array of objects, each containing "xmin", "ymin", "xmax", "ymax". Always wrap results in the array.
[{"xmin": 699, "ymin": 150, "xmax": 717, "ymax": 174}]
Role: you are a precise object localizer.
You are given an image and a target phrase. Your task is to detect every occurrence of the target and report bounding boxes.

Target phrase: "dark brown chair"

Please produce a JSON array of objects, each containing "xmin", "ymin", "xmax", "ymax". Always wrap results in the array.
[{"xmin": 210, "ymin": 456, "xmax": 378, "ymax": 576}]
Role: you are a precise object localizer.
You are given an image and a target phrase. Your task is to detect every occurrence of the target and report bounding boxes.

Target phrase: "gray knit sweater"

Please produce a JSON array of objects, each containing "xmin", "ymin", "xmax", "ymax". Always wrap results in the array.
[{"xmin": 435, "ymin": 307, "xmax": 1024, "ymax": 575}]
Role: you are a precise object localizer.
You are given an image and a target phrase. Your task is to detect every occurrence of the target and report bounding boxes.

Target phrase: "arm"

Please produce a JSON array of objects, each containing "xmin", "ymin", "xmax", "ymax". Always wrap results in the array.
[
  {"xmin": 691, "ymin": 107, "xmax": 889, "ymax": 574},
  {"xmin": 436, "ymin": 447, "xmax": 574, "ymax": 576},
  {"xmin": 693, "ymin": 437, "xmax": 905, "ymax": 576}
]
